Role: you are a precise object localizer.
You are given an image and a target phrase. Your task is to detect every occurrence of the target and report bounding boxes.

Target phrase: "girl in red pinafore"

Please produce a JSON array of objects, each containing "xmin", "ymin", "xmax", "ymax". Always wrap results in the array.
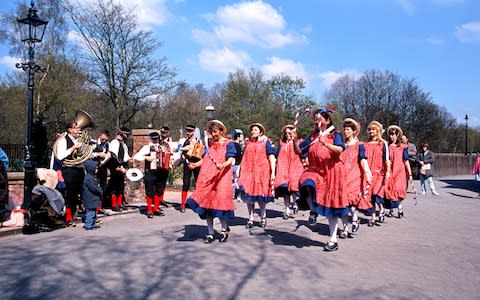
[
  {"xmin": 274, "ymin": 125, "xmax": 304, "ymax": 219},
  {"xmin": 363, "ymin": 121, "xmax": 391, "ymax": 227},
  {"xmin": 299, "ymin": 109, "xmax": 346, "ymax": 252},
  {"xmin": 238, "ymin": 123, "xmax": 276, "ymax": 229},
  {"xmin": 186, "ymin": 120, "xmax": 237, "ymax": 243},
  {"xmin": 338, "ymin": 118, "xmax": 372, "ymax": 237},
  {"xmin": 385, "ymin": 125, "xmax": 412, "ymax": 219}
]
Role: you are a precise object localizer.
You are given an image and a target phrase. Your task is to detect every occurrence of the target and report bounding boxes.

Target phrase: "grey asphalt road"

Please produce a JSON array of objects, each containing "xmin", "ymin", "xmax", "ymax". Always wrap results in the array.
[{"xmin": 1, "ymin": 175, "xmax": 479, "ymax": 300}]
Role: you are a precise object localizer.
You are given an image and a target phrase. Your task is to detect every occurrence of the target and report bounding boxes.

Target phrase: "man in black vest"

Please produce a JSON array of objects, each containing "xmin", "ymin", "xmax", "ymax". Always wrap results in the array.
[
  {"xmin": 104, "ymin": 127, "xmax": 131, "ymax": 211},
  {"xmin": 54, "ymin": 121, "xmax": 83, "ymax": 226}
]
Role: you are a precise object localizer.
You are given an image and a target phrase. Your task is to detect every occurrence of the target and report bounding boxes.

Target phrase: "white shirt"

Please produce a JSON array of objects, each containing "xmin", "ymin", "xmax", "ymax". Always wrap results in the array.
[
  {"xmin": 54, "ymin": 134, "xmax": 78, "ymax": 161},
  {"xmin": 108, "ymin": 139, "xmax": 130, "ymax": 162}
]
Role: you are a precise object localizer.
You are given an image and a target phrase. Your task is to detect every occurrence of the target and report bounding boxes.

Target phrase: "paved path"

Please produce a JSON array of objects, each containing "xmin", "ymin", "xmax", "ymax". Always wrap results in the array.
[{"xmin": 0, "ymin": 175, "xmax": 479, "ymax": 299}]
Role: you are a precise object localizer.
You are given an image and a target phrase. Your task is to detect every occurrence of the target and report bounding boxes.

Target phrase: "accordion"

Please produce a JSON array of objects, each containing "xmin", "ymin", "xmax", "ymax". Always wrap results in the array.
[{"xmin": 150, "ymin": 144, "xmax": 171, "ymax": 170}]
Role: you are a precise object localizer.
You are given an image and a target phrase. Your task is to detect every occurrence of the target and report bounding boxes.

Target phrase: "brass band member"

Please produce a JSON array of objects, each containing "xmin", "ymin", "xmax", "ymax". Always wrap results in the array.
[
  {"xmin": 133, "ymin": 131, "xmax": 171, "ymax": 218},
  {"xmin": 103, "ymin": 127, "xmax": 131, "ymax": 211},
  {"xmin": 179, "ymin": 124, "xmax": 203, "ymax": 213},
  {"xmin": 54, "ymin": 121, "xmax": 84, "ymax": 226}
]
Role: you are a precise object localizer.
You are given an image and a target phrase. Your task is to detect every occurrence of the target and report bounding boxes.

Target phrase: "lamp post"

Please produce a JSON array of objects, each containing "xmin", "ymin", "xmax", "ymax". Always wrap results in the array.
[
  {"xmin": 16, "ymin": 1, "xmax": 48, "ymax": 209},
  {"xmin": 465, "ymin": 114, "xmax": 469, "ymax": 155},
  {"xmin": 205, "ymin": 104, "xmax": 215, "ymax": 121}
]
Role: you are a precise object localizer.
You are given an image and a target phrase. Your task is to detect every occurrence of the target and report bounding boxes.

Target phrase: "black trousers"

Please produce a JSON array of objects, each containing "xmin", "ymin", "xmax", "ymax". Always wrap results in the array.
[
  {"xmin": 182, "ymin": 163, "xmax": 200, "ymax": 191},
  {"xmin": 144, "ymin": 169, "xmax": 169, "ymax": 197},
  {"xmin": 62, "ymin": 167, "xmax": 85, "ymax": 213}
]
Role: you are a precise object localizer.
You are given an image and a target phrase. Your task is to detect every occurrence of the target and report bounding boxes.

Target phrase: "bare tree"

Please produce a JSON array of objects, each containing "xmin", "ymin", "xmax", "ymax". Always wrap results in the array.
[{"xmin": 64, "ymin": 0, "xmax": 177, "ymax": 128}]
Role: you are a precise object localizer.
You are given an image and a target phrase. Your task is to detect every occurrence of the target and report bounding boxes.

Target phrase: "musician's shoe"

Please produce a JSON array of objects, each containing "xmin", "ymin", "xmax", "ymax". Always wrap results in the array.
[
  {"xmin": 153, "ymin": 210, "xmax": 165, "ymax": 217},
  {"xmin": 147, "ymin": 212, "xmax": 154, "ymax": 219},
  {"xmin": 180, "ymin": 208, "xmax": 186, "ymax": 213},
  {"xmin": 111, "ymin": 206, "xmax": 121, "ymax": 212},
  {"xmin": 245, "ymin": 220, "xmax": 254, "ymax": 229},
  {"xmin": 120, "ymin": 205, "xmax": 128, "ymax": 211},
  {"xmin": 66, "ymin": 221, "xmax": 76, "ymax": 228}
]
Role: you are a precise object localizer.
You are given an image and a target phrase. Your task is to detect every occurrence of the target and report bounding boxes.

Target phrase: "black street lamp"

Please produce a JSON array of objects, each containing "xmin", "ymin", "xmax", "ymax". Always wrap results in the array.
[
  {"xmin": 465, "ymin": 114, "xmax": 469, "ymax": 155},
  {"xmin": 205, "ymin": 104, "xmax": 215, "ymax": 121},
  {"xmin": 16, "ymin": 1, "xmax": 48, "ymax": 209}
]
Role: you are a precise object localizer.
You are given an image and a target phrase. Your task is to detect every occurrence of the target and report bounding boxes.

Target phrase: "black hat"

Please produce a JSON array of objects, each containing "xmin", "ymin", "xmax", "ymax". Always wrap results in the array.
[
  {"xmin": 149, "ymin": 131, "xmax": 160, "ymax": 140},
  {"xmin": 186, "ymin": 125, "xmax": 195, "ymax": 131},
  {"xmin": 160, "ymin": 126, "xmax": 170, "ymax": 132}
]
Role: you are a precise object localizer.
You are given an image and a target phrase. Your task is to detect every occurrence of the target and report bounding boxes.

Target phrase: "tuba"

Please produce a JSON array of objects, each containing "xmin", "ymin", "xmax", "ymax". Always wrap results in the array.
[{"xmin": 53, "ymin": 110, "xmax": 96, "ymax": 167}]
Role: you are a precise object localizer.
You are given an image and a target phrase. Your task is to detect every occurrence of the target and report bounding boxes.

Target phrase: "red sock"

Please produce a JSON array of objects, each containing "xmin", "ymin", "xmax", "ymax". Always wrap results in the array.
[
  {"xmin": 181, "ymin": 191, "xmax": 188, "ymax": 209},
  {"xmin": 146, "ymin": 196, "xmax": 153, "ymax": 213},
  {"xmin": 65, "ymin": 207, "xmax": 72, "ymax": 222},
  {"xmin": 117, "ymin": 194, "xmax": 123, "ymax": 206},
  {"xmin": 153, "ymin": 195, "xmax": 161, "ymax": 212},
  {"xmin": 111, "ymin": 194, "xmax": 118, "ymax": 208}
]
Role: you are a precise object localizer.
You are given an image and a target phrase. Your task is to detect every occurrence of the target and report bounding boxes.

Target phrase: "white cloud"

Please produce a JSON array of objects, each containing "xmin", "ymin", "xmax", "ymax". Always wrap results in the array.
[
  {"xmin": 197, "ymin": 47, "xmax": 252, "ymax": 74},
  {"xmin": 0, "ymin": 56, "xmax": 20, "ymax": 71},
  {"xmin": 193, "ymin": 0, "xmax": 306, "ymax": 48},
  {"xmin": 426, "ymin": 36, "xmax": 444, "ymax": 45},
  {"xmin": 396, "ymin": 0, "xmax": 416, "ymax": 15},
  {"xmin": 261, "ymin": 57, "xmax": 309, "ymax": 82},
  {"xmin": 455, "ymin": 22, "xmax": 480, "ymax": 43},
  {"xmin": 316, "ymin": 70, "xmax": 361, "ymax": 88}
]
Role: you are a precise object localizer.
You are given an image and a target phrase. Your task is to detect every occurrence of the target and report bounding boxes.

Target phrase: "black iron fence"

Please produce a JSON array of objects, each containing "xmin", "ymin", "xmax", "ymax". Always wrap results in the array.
[{"xmin": 0, "ymin": 144, "xmax": 25, "ymax": 171}]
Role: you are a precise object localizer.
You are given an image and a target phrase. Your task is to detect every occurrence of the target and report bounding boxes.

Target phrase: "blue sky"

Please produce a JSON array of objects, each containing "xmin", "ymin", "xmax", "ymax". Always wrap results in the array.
[{"xmin": 1, "ymin": 0, "xmax": 479, "ymax": 127}]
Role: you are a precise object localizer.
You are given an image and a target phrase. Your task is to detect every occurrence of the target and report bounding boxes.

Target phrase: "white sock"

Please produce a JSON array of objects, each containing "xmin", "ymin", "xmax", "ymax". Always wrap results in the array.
[{"xmin": 328, "ymin": 217, "xmax": 339, "ymax": 243}]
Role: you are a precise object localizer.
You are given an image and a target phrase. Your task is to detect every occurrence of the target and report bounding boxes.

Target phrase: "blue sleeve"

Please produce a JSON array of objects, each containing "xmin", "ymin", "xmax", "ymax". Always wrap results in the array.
[
  {"xmin": 403, "ymin": 148, "xmax": 409, "ymax": 160},
  {"xmin": 333, "ymin": 132, "xmax": 345, "ymax": 150},
  {"xmin": 226, "ymin": 142, "xmax": 236, "ymax": 159},
  {"xmin": 358, "ymin": 144, "xmax": 366, "ymax": 162},
  {"xmin": 266, "ymin": 140, "xmax": 276, "ymax": 156},
  {"xmin": 0, "ymin": 148, "xmax": 9, "ymax": 169},
  {"xmin": 299, "ymin": 138, "xmax": 312, "ymax": 158},
  {"xmin": 86, "ymin": 177, "xmax": 102, "ymax": 196}
]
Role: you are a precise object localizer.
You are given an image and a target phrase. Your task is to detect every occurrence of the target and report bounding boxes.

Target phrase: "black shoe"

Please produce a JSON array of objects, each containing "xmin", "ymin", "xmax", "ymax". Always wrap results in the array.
[
  {"xmin": 204, "ymin": 234, "xmax": 214, "ymax": 244},
  {"xmin": 120, "ymin": 205, "xmax": 128, "ymax": 211},
  {"xmin": 147, "ymin": 212, "xmax": 154, "ymax": 219},
  {"xmin": 283, "ymin": 212, "xmax": 290, "ymax": 220},
  {"xmin": 378, "ymin": 213, "xmax": 385, "ymax": 223},
  {"xmin": 153, "ymin": 210, "xmax": 165, "ymax": 216},
  {"xmin": 368, "ymin": 220, "xmax": 375, "ymax": 227},
  {"xmin": 111, "ymin": 206, "xmax": 121, "ymax": 212},
  {"xmin": 66, "ymin": 221, "xmax": 76, "ymax": 228},
  {"xmin": 339, "ymin": 230, "xmax": 348, "ymax": 239},
  {"xmin": 398, "ymin": 210, "xmax": 404, "ymax": 218},
  {"xmin": 386, "ymin": 210, "xmax": 394, "ymax": 218},
  {"xmin": 97, "ymin": 209, "xmax": 105, "ymax": 215},
  {"xmin": 308, "ymin": 212, "xmax": 318, "ymax": 226},
  {"xmin": 352, "ymin": 219, "xmax": 360, "ymax": 232},
  {"xmin": 292, "ymin": 205, "xmax": 298, "ymax": 214},
  {"xmin": 219, "ymin": 228, "xmax": 230, "ymax": 243},
  {"xmin": 180, "ymin": 208, "xmax": 186, "ymax": 213},
  {"xmin": 324, "ymin": 241, "xmax": 338, "ymax": 252},
  {"xmin": 260, "ymin": 218, "xmax": 267, "ymax": 228},
  {"xmin": 245, "ymin": 220, "xmax": 254, "ymax": 229}
]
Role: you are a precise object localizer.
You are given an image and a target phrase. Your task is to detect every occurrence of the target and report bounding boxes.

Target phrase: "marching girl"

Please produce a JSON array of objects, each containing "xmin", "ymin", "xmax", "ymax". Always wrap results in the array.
[
  {"xmin": 238, "ymin": 123, "xmax": 276, "ymax": 229},
  {"xmin": 363, "ymin": 121, "xmax": 390, "ymax": 227},
  {"xmin": 384, "ymin": 125, "xmax": 413, "ymax": 218},
  {"xmin": 274, "ymin": 125, "xmax": 304, "ymax": 219},
  {"xmin": 339, "ymin": 118, "xmax": 372, "ymax": 237},
  {"xmin": 298, "ymin": 109, "xmax": 346, "ymax": 252},
  {"xmin": 186, "ymin": 120, "xmax": 237, "ymax": 243}
]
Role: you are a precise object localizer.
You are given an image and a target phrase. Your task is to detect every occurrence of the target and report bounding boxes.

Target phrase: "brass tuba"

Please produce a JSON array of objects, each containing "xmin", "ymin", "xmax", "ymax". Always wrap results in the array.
[{"xmin": 53, "ymin": 110, "xmax": 96, "ymax": 167}]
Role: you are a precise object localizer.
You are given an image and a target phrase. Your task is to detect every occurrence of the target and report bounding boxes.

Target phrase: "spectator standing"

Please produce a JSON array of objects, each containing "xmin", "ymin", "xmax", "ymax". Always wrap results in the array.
[
  {"xmin": 82, "ymin": 160, "xmax": 103, "ymax": 230},
  {"xmin": 418, "ymin": 143, "xmax": 439, "ymax": 195}
]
